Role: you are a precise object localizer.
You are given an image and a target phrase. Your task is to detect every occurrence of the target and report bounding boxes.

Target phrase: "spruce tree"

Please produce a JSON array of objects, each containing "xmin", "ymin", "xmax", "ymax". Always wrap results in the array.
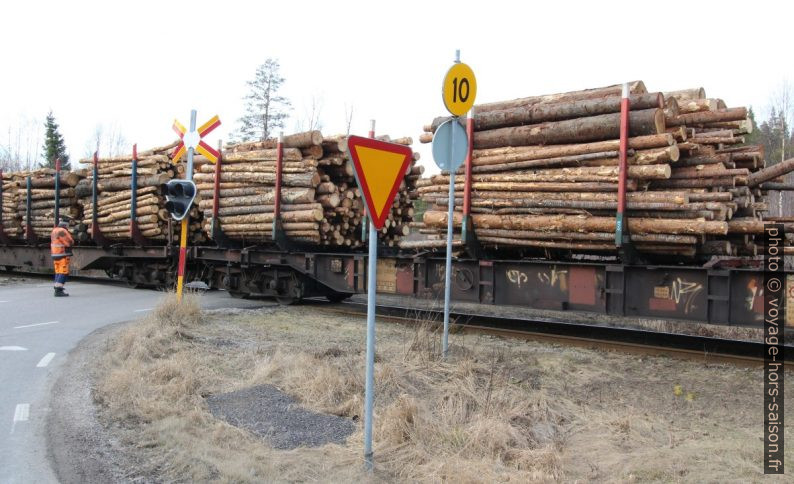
[
  {"xmin": 41, "ymin": 111, "xmax": 70, "ymax": 170},
  {"xmin": 234, "ymin": 59, "xmax": 291, "ymax": 142}
]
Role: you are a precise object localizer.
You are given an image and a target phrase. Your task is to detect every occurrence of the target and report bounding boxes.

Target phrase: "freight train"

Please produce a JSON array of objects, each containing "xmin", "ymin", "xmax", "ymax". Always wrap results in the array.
[{"xmin": 2, "ymin": 79, "xmax": 792, "ymax": 329}]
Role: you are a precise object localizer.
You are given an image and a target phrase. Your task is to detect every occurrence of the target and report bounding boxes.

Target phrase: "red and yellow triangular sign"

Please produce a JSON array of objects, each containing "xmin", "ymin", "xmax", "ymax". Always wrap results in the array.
[{"xmin": 346, "ymin": 135, "xmax": 412, "ymax": 230}]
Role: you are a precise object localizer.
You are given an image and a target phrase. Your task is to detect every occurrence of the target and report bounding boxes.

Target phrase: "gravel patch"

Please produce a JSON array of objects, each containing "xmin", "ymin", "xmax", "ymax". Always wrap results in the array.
[{"xmin": 206, "ymin": 384, "xmax": 355, "ymax": 450}]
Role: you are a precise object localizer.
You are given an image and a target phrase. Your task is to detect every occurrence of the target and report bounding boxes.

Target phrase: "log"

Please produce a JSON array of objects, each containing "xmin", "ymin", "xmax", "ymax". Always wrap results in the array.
[
  {"xmin": 422, "ymin": 211, "xmax": 728, "ymax": 235},
  {"xmin": 222, "ymin": 148, "xmax": 303, "ymax": 163},
  {"xmin": 218, "ymin": 209, "xmax": 323, "ymax": 224},
  {"xmin": 666, "ymin": 107, "xmax": 747, "ymax": 126},
  {"xmin": 192, "ymin": 171, "xmax": 320, "ymax": 187},
  {"xmin": 663, "ymin": 88, "xmax": 706, "ymax": 101},
  {"xmin": 677, "ymin": 153, "xmax": 731, "ymax": 167},
  {"xmin": 225, "ymin": 130, "xmax": 323, "ymax": 151},
  {"xmin": 760, "ymin": 183, "xmax": 794, "ymax": 191},
  {"xmin": 475, "ymin": 228, "xmax": 697, "ymax": 244},
  {"xmin": 471, "ymin": 134, "xmax": 674, "ymax": 165},
  {"xmin": 675, "ymin": 98, "xmax": 718, "ymax": 114},
  {"xmin": 473, "ymin": 109, "xmax": 665, "ymax": 148},
  {"xmin": 440, "ymin": 164, "xmax": 670, "ymax": 183},
  {"xmin": 197, "ymin": 189, "xmax": 315, "ymax": 208},
  {"xmin": 198, "ymin": 160, "xmax": 316, "ymax": 173},
  {"xmin": 97, "ymin": 174, "xmax": 169, "ymax": 192},
  {"xmin": 202, "ymin": 203, "xmax": 323, "ymax": 217},
  {"xmin": 652, "ymin": 177, "xmax": 735, "ymax": 189},
  {"xmin": 473, "ymin": 81, "xmax": 646, "ymax": 114},
  {"xmin": 472, "ymin": 151, "xmax": 622, "ymax": 172},
  {"xmin": 429, "ymin": 93, "xmax": 664, "ymax": 131},
  {"xmin": 28, "ymin": 172, "xmax": 81, "ymax": 188},
  {"xmin": 747, "ymin": 158, "xmax": 794, "ymax": 187},
  {"xmin": 416, "ymin": 180, "xmax": 637, "ymax": 193}
]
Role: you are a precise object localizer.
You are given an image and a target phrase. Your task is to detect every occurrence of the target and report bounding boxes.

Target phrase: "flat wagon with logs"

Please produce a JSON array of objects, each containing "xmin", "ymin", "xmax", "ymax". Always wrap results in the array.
[{"xmin": 412, "ymin": 81, "xmax": 794, "ymax": 261}]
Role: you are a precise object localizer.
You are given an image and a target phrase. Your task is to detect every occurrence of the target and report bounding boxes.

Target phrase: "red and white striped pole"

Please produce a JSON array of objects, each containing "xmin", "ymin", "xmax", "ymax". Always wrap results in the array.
[
  {"xmin": 615, "ymin": 82, "xmax": 630, "ymax": 247},
  {"xmin": 361, "ymin": 120, "xmax": 376, "ymax": 242},
  {"xmin": 272, "ymin": 132, "xmax": 285, "ymax": 239}
]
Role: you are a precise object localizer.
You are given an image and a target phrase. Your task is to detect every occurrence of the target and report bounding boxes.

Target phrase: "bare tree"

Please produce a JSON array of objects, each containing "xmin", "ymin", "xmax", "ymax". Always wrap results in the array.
[
  {"xmin": 294, "ymin": 95, "xmax": 324, "ymax": 132},
  {"xmin": 771, "ymin": 79, "xmax": 793, "ymax": 163},
  {"xmin": 0, "ymin": 115, "xmax": 42, "ymax": 171},
  {"xmin": 83, "ymin": 122, "xmax": 128, "ymax": 161},
  {"xmin": 344, "ymin": 103, "xmax": 355, "ymax": 135}
]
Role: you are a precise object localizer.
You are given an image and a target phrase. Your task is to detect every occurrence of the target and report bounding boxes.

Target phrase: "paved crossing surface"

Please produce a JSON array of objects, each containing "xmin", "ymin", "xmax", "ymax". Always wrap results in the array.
[{"xmin": 0, "ymin": 277, "xmax": 262, "ymax": 483}]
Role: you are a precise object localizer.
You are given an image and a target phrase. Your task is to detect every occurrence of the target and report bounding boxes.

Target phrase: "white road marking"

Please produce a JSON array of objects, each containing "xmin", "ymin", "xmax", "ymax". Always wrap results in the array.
[
  {"xmin": 13, "ymin": 321, "xmax": 59, "ymax": 329},
  {"xmin": 36, "ymin": 352, "xmax": 56, "ymax": 368},
  {"xmin": 11, "ymin": 403, "xmax": 29, "ymax": 434},
  {"xmin": 0, "ymin": 300, "xmax": 8, "ymax": 303},
  {"xmin": 36, "ymin": 284, "xmax": 52, "ymax": 287},
  {"xmin": 0, "ymin": 346, "xmax": 28, "ymax": 351},
  {"xmin": 133, "ymin": 308, "xmax": 153, "ymax": 313}
]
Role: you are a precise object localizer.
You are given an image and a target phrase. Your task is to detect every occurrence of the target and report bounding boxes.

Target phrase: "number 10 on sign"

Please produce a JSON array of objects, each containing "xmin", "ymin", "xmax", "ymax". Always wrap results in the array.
[{"xmin": 442, "ymin": 62, "xmax": 477, "ymax": 117}]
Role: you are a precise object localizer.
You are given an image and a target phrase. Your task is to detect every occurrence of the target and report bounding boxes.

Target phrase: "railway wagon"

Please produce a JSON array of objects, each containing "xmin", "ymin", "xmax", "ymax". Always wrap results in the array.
[{"xmin": 0, "ymin": 240, "xmax": 788, "ymax": 328}]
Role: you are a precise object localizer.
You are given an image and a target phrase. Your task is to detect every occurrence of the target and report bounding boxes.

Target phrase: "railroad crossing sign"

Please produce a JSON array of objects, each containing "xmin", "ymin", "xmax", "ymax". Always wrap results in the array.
[
  {"xmin": 442, "ymin": 62, "xmax": 477, "ymax": 116},
  {"xmin": 432, "ymin": 118, "xmax": 469, "ymax": 172},
  {"xmin": 172, "ymin": 114, "xmax": 221, "ymax": 163},
  {"xmin": 346, "ymin": 135, "xmax": 413, "ymax": 230},
  {"xmin": 169, "ymin": 110, "xmax": 220, "ymax": 302}
]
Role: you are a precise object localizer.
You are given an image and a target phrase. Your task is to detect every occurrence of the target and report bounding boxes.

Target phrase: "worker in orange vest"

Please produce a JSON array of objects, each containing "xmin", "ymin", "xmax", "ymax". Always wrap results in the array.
[{"xmin": 50, "ymin": 219, "xmax": 74, "ymax": 297}]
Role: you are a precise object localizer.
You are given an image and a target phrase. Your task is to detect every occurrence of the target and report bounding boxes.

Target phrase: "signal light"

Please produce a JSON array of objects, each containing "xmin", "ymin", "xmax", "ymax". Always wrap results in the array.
[{"xmin": 162, "ymin": 180, "xmax": 197, "ymax": 221}]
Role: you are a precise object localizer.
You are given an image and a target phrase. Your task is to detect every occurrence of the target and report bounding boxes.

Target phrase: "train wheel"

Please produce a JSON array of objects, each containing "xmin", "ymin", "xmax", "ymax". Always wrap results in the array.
[{"xmin": 275, "ymin": 295, "xmax": 300, "ymax": 305}]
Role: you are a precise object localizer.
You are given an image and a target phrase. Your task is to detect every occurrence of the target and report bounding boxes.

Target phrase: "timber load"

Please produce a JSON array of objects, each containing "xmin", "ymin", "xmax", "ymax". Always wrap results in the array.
[
  {"xmin": 1, "ymin": 168, "xmax": 86, "ymax": 240},
  {"xmin": 1, "ymin": 172, "xmax": 22, "ymax": 238},
  {"xmin": 197, "ymin": 130, "xmax": 421, "ymax": 247},
  {"xmin": 73, "ymin": 141, "xmax": 202, "ymax": 243},
  {"xmin": 412, "ymin": 81, "xmax": 791, "ymax": 259}
]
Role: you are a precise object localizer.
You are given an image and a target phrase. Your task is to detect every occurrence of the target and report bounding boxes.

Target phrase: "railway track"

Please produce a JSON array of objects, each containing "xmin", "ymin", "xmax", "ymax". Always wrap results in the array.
[{"xmin": 322, "ymin": 300, "xmax": 792, "ymax": 368}]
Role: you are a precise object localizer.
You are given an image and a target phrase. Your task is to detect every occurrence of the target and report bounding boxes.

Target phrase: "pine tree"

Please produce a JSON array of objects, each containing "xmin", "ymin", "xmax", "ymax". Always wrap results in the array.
[
  {"xmin": 234, "ymin": 59, "xmax": 291, "ymax": 142},
  {"xmin": 40, "ymin": 111, "xmax": 70, "ymax": 170}
]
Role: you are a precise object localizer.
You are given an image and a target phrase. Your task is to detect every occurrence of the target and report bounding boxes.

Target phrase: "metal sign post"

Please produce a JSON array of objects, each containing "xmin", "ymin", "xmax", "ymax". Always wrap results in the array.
[
  {"xmin": 434, "ymin": 50, "xmax": 477, "ymax": 357},
  {"xmin": 346, "ymin": 129, "xmax": 412, "ymax": 471},
  {"xmin": 170, "ymin": 111, "xmax": 221, "ymax": 301},
  {"xmin": 363, "ymin": 119, "xmax": 376, "ymax": 470}
]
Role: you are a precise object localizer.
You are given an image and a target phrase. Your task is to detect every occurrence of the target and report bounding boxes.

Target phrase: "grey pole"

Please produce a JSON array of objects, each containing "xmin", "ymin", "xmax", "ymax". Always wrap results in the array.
[
  {"xmin": 186, "ymin": 109, "xmax": 197, "ymax": 179},
  {"xmin": 443, "ymin": 50, "xmax": 461, "ymax": 358},
  {"xmin": 363, "ymin": 120, "xmax": 377, "ymax": 470},
  {"xmin": 364, "ymin": 213, "xmax": 377, "ymax": 469},
  {"xmin": 442, "ymin": 127, "xmax": 455, "ymax": 358}
]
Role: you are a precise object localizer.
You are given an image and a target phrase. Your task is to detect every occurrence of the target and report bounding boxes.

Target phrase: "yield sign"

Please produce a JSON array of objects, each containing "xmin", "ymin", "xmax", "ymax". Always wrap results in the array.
[
  {"xmin": 172, "ymin": 114, "xmax": 221, "ymax": 163},
  {"xmin": 346, "ymin": 136, "xmax": 412, "ymax": 230}
]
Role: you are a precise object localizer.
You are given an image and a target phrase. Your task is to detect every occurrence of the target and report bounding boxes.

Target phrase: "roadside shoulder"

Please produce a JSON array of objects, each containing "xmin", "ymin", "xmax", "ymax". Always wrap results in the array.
[{"xmin": 46, "ymin": 320, "xmax": 138, "ymax": 484}]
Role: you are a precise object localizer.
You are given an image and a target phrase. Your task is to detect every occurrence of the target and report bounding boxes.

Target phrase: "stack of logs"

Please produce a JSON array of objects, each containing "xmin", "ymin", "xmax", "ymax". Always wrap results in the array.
[
  {"xmin": 412, "ymin": 81, "xmax": 793, "ymax": 259},
  {"xmin": 74, "ymin": 142, "xmax": 205, "ymax": 243},
  {"xmin": 1, "ymin": 172, "xmax": 22, "ymax": 238},
  {"xmin": 196, "ymin": 130, "xmax": 421, "ymax": 247},
  {"xmin": 3, "ymin": 169, "xmax": 86, "ymax": 240}
]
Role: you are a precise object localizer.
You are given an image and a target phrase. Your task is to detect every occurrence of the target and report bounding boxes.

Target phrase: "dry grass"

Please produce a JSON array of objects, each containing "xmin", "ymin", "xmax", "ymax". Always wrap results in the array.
[
  {"xmin": 245, "ymin": 323, "xmax": 563, "ymax": 481},
  {"xmin": 95, "ymin": 297, "xmax": 794, "ymax": 483}
]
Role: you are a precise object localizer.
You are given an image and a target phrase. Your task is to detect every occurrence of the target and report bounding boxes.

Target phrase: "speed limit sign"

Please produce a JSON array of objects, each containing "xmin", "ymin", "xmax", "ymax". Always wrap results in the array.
[{"xmin": 442, "ymin": 62, "xmax": 477, "ymax": 116}]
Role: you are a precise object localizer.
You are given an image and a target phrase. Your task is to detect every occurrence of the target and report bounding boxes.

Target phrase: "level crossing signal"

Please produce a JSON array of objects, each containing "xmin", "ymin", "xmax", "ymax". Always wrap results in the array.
[{"xmin": 162, "ymin": 180, "xmax": 197, "ymax": 221}]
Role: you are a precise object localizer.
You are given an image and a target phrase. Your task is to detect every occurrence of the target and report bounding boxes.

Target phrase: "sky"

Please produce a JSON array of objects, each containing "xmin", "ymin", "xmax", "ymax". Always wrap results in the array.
[{"xmin": 1, "ymin": 0, "xmax": 792, "ymax": 175}]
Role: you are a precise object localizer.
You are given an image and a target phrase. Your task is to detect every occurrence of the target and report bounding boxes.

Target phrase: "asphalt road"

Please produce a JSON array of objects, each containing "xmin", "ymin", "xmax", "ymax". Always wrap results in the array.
[{"xmin": 0, "ymin": 276, "xmax": 264, "ymax": 484}]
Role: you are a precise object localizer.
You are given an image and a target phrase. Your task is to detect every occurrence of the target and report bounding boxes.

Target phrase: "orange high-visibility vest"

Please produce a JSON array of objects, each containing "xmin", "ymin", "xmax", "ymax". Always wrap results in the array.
[{"xmin": 50, "ymin": 226, "xmax": 74, "ymax": 260}]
